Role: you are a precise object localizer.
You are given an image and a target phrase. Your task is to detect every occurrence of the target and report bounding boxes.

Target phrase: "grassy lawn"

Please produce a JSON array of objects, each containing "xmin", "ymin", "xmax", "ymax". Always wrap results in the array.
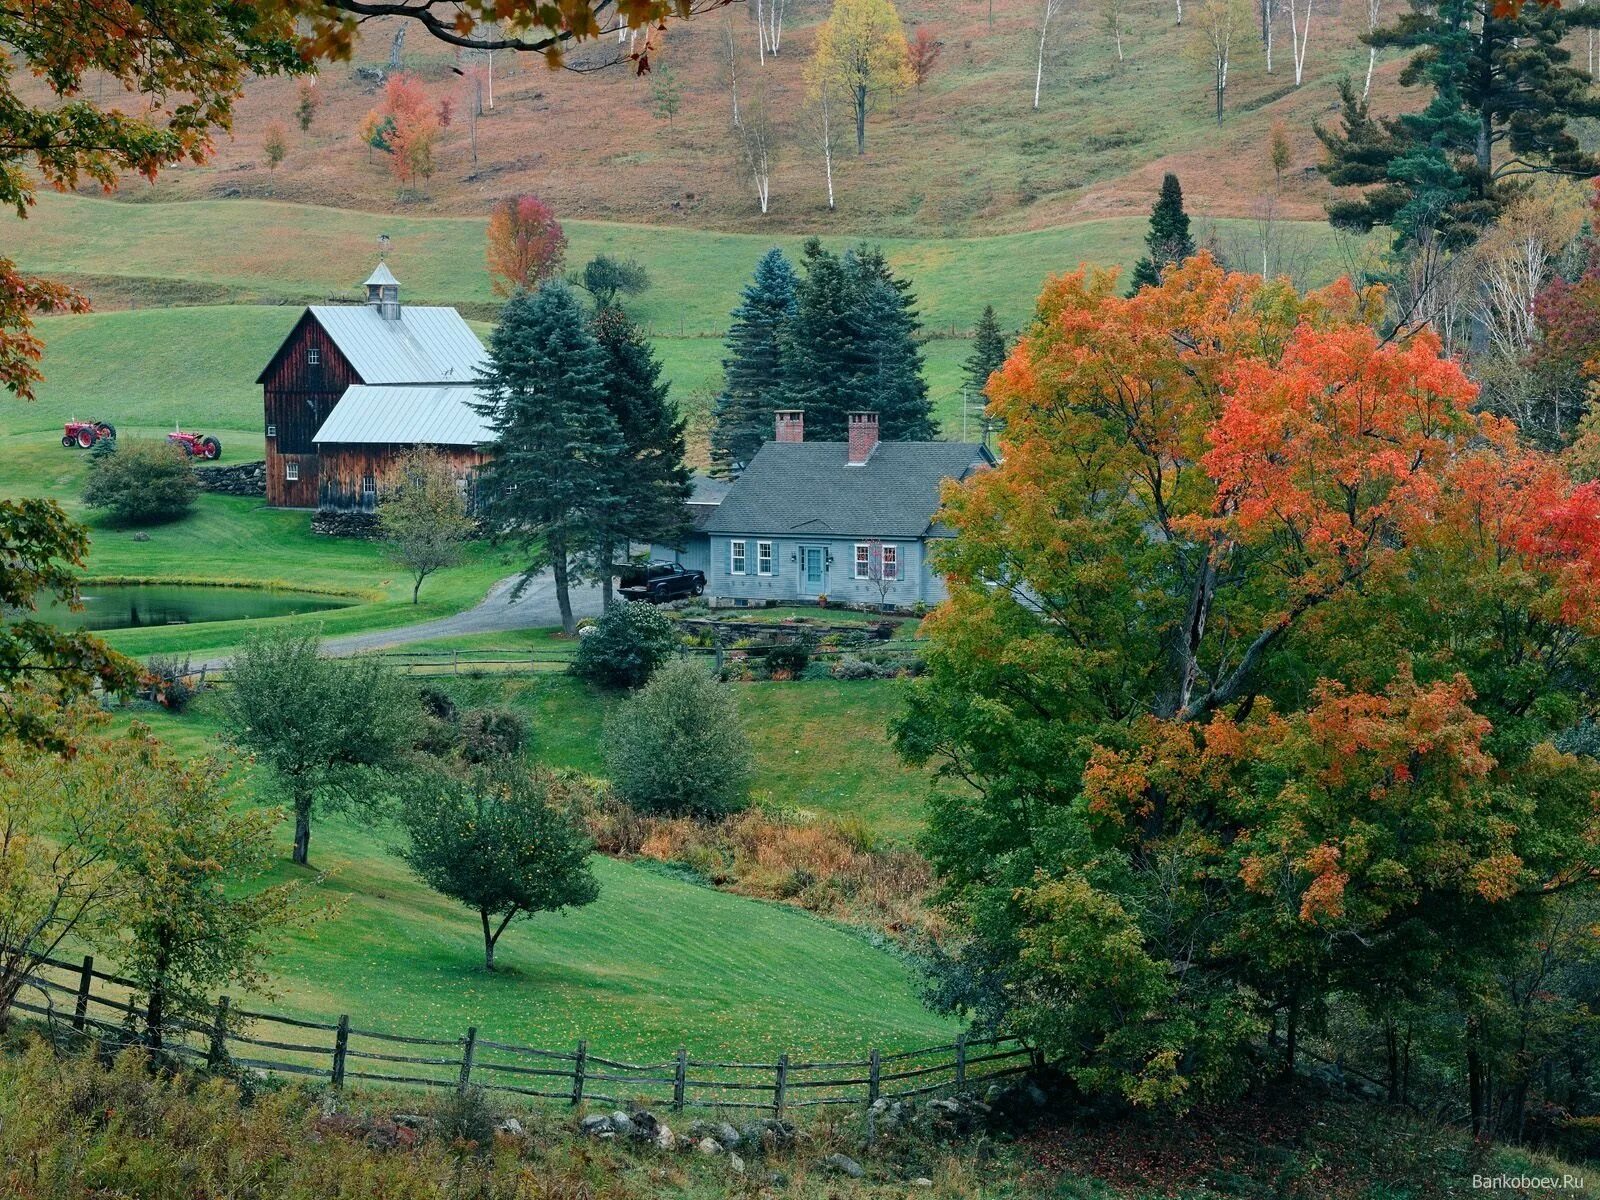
[
  {"xmin": 414, "ymin": 669, "xmax": 932, "ymax": 839},
  {"xmin": 122, "ymin": 704, "xmax": 952, "ymax": 1060}
]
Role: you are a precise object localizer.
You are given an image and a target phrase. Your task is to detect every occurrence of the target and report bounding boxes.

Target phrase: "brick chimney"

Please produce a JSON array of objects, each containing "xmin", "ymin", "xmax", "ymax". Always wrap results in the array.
[
  {"xmin": 775, "ymin": 409, "xmax": 805, "ymax": 443},
  {"xmin": 846, "ymin": 411, "xmax": 879, "ymax": 465}
]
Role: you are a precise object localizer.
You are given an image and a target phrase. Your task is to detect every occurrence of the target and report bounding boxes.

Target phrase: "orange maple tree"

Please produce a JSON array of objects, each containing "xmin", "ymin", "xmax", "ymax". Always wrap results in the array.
[
  {"xmin": 897, "ymin": 254, "xmax": 1600, "ymax": 1117},
  {"xmin": 486, "ymin": 195, "xmax": 569, "ymax": 297}
]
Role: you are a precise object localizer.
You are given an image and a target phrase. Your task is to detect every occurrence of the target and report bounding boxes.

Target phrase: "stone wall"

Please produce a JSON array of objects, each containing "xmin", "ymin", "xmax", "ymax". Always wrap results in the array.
[
  {"xmin": 311, "ymin": 510, "xmax": 380, "ymax": 538},
  {"xmin": 194, "ymin": 460, "xmax": 266, "ymax": 497}
]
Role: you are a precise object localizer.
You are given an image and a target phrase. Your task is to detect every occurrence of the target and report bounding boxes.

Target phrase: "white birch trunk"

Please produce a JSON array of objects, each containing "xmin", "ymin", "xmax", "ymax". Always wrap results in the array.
[{"xmin": 1287, "ymin": 0, "xmax": 1311, "ymax": 85}]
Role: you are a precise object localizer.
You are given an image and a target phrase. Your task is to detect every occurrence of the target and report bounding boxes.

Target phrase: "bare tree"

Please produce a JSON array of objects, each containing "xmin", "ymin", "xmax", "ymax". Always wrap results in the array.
[
  {"xmin": 736, "ymin": 82, "xmax": 778, "ymax": 213},
  {"xmin": 1034, "ymin": 0, "xmax": 1069, "ymax": 109},
  {"xmin": 1286, "ymin": 0, "xmax": 1311, "ymax": 84},
  {"xmin": 1470, "ymin": 183, "xmax": 1585, "ymax": 365},
  {"xmin": 1217, "ymin": 195, "xmax": 1315, "ymax": 286},
  {"xmin": 765, "ymin": 0, "xmax": 788, "ymax": 55}
]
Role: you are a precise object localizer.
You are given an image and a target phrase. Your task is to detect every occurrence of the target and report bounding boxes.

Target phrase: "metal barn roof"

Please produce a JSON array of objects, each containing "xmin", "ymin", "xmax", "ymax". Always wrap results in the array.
[
  {"xmin": 312, "ymin": 385, "xmax": 495, "ymax": 446},
  {"xmin": 306, "ymin": 305, "xmax": 487, "ymax": 385}
]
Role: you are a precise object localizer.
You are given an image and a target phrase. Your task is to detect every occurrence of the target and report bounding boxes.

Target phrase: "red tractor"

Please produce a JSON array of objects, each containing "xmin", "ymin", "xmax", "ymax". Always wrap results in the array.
[
  {"xmin": 62, "ymin": 420, "xmax": 116, "ymax": 449},
  {"xmin": 167, "ymin": 429, "xmax": 223, "ymax": 460}
]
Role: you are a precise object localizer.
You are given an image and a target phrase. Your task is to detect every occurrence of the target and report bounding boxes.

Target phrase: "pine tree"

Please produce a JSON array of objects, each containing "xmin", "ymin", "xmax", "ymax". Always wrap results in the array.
[
  {"xmin": 1317, "ymin": 0, "xmax": 1600, "ymax": 248},
  {"xmin": 473, "ymin": 282, "xmax": 623, "ymax": 635},
  {"xmin": 963, "ymin": 305, "xmax": 1009, "ymax": 443},
  {"xmin": 1129, "ymin": 174, "xmax": 1197, "ymax": 292},
  {"xmin": 711, "ymin": 249, "xmax": 798, "ymax": 477},
  {"xmin": 588, "ymin": 304, "xmax": 693, "ymax": 607}
]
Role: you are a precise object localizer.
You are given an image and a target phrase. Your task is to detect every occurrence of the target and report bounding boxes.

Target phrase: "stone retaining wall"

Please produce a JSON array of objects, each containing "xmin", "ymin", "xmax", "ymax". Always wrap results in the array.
[{"xmin": 194, "ymin": 460, "xmax": 267, "ymax": 497}]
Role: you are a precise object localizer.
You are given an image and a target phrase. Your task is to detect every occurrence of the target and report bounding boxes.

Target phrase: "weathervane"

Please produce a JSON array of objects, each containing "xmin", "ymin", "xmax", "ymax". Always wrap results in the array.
[{"xmin": 377, "ymin": 233, "xmax": 391, "ymax": 260}]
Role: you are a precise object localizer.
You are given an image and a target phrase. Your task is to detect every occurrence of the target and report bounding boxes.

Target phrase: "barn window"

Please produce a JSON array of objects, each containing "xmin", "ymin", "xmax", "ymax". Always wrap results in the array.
[
  {"xmin": 266, "ymin": 424, "xmax": 276, "ymax": 438},
  {"xmin": 307, "ymin": 347, "xmax": 321, "ymax": 366},
  {"xmin": 362, "ymin": 474, "xmax": 376, "ymax": 503},
  {"xmin": 285, "ymin": 462, "xmax": 300, "ymax": 482}
]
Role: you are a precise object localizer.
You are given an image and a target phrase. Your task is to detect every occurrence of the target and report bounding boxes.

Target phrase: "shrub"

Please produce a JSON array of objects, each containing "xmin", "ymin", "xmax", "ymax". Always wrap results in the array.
[
  {"xmin": 81, "ymin": 438, "xmax": 197, "ymax": 525},
  {"xmin": 572, "ymin": 600, "xmax": 679, "ymax": 689},
  {"xmin": 763, "ymin": 638, "xmax": 813, "ymax": 676},
  {"xmin": 604, "ymin": 660, "xmax": 752, "ymax": 817},
  {"xmin": 459, "ymin": 706, "xmax": 527, "ymax": 763},
  {"xmin": 141, "ymin": 654, "xmax": 202, "ymax": 712}
]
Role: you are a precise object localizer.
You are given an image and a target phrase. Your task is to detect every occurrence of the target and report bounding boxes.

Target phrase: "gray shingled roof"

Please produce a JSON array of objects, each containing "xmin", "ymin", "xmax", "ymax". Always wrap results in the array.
[
  {"xmin": 313, "ymin": 385, "xmax": 494, "ymax": 446},
  {"xmin": 686, "ymin": 472, "xmax": 732, "ymax": 532},
  {"xmin": 706, "ymin": 442, "xmax": 993, "ymax": 539},
  {"xmin": 305, "ymin": 305, "xmax": 486, "ymax": 384}
]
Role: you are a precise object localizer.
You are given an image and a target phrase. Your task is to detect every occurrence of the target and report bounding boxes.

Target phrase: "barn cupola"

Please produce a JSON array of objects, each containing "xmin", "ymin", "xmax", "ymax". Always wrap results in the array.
[{"xmin": 364, "ymin": 262, "xmax": 402, "ymax": 321}]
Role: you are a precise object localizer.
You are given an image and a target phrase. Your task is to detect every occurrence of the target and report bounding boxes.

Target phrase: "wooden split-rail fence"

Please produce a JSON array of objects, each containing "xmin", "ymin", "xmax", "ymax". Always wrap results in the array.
[{"xmin": 12, "ymin": 951, "xmax": 1034, "ymax": 1114}]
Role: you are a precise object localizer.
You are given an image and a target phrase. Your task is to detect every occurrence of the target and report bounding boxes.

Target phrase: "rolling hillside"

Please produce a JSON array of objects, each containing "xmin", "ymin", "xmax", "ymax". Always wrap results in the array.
[{"xmin": 18, "ymin": 0, "xmax": 1415, "ymax": 236}]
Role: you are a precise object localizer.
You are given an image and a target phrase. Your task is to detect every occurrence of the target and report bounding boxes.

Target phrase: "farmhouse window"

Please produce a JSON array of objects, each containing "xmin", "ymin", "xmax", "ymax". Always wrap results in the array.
[
  {"xmin": 266, "ymin": 424, "xmax": 277, "ymax": 438},
  {"xmin": 731, "ymin": 540, "xmax": 747, "ymax": 575},
  {"xmin": 757, "ymin": 542, "xmax": 773, "ymax": 576},
  {"xmin": 882, "ymin": 545, "xmax": 899, "ymax": 580},
  {"xmin": 307, "ymin": 347, "xmax": 321, "ymax": 366},
  {"xmin": 285, "ymin": 462, "xmax": 300, "ymax": 482},
  {"xmin": 854, "ymin": 544, "xmax": 871, "ymax": 580}
]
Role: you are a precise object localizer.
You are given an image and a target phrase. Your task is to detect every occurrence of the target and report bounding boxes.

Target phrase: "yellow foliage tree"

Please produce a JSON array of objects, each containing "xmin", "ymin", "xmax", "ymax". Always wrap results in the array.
[{"xmin": 806, "ymin": 0, "xmax": 914, "ymax": 155}]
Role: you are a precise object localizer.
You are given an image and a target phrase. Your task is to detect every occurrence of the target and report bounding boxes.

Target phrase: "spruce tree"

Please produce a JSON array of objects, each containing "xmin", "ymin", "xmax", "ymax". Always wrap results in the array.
[
  {"xmin": 963, "ymin": 305, "xmax": 1009, "ymax": 443},
  {"xmin": 848, "ymin": 247, "xmax": 937, "ymax": 440},
  {"xmin": 588, "ymin": 303, "xmax": 693, "ymax": 607},
  {"xmin": 781, "ymin": 239, "xmax": 936, "ymax": 441},
  {"xmin": 473, "ymin": 282, "xmax": 623, "ymax": 635},
  {"xmin": 1317, "ymin": 0, "xmax": 1600, "ymax": 248},
  {"xmin": 1129, "ymin": 174, "xmax": 1196, "ymax": 293},
  {"xmin": 710, "ymin": 249, "xmax": 798, "ymax": 477},
  {"xmin": 780, "ymin": 239, "xmax": 861, "ymax": 440}
]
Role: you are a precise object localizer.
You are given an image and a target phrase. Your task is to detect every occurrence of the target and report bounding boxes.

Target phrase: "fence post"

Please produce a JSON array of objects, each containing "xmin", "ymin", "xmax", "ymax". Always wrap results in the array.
[
  {"xmin": 332, "ymin": 1015, "xmax": 350, "ymax": 1088},
  {"xmin": 458, "ymin": 1026, "xmax": 478, "ymax": 1094},
  {"xmin": 72, "ymin": 955, "xmax": 94, "ymax": 1032},
  {"xmin": 206, "ymin": 995, "xmax": 231, "ymax": 1068},
  {"xmin": 571, "ymin": 1039, "xmax": 587, "ymax": 1106},
  {"xmin": 868, "ymin": 1047, "xmax": 881, "ymax": 1105},
  {"xmin": 453, "ymin": 650, "xmax": 460, "ymax": 675},
  {"xmin": 673, "ymin": 1047, "xmax": 687, "ymax": 1111},
  {"xmin": 774, "ymin": 1053, "xmax": 789, "ymax": 1118},
  {"xmin": 955, "ymin": 1033, "xmax": 967, "ymax": 1091}
]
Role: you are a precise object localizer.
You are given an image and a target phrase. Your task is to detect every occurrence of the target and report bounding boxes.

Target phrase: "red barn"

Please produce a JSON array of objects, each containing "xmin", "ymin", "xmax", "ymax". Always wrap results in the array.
[{"xmin": 257, "ymin": 264, "xmax": 491, "ymax": 510}]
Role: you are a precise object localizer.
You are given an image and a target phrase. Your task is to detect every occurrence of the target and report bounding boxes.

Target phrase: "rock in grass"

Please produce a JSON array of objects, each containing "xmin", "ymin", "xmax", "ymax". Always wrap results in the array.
[
  {"xmin": 697, "ymin": 1136, "xmax": 724, "ymax": 1155},
  {"xmin": 729, "ymin": 1153, "xmax": 745, "ymax": 1174},
  {"xmin": 824, "ymin": 1153, "xmax": 864, "ymax": 1178},
  {"xmin": 609, "ymin": 1111, "xmax": 634, "ymax": 1137},
  {"xmin": 580, "ymin": 1114, "xmax": 615, "ymax": 1139}
]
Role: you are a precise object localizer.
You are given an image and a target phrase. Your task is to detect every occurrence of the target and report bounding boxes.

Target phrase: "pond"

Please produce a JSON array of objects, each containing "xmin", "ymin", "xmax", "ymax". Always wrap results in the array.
[{"xmin": 28, "ymin": 584, "xmax": 356, "ymax": 631}]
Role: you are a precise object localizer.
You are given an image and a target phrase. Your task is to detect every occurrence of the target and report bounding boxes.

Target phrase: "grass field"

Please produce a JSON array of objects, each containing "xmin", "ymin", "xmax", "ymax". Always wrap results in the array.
[
  {"xmin": 124, "ymin": 703, "xmax": 951, "ymax": 1059},
  {"xmin": 13, "ymin": 191, "xmax": 1355, "ymax": 334}
]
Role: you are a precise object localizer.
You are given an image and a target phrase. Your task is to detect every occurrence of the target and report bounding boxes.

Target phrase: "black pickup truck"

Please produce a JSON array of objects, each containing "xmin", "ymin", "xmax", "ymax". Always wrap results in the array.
[{"xmin": 618, "ymin": 560, "xmax": 707, "ymax": 603}]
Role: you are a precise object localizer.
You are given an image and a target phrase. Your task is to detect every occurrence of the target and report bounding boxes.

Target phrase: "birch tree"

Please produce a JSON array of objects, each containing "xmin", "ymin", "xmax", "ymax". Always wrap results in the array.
[
  {"xmin": 803, "ymin": 80, "xmax": 841, "ymax": 209},
  {"xmin": 1101, "ymin": 0, "xmax": 1129, "ymax": 62},
  {"xmin": 1286, "ymin": 0, "xmax": 1311, "ymax": 84},
  {"xmin": 1261, "ymin": 0, "xmax": 1274, "ymax": 72},
  {"xmin": 1362, "ymin": 0, "xmax": 1381, "ymax": 98},
  {"xmin": 1470, "ymin": 184, "xmax": 1585, "ymax": 366},
  {"xmin": 808, "ymin": 0, "xmax": 913, "ymax": 155},
  {"xmin": 736, "ymin": 82, "xmax": 778, "ymax": 213},
  {"xmin": 1191, "ymin": 0, "xmax": 1251, "ymax": 125},
  {"xmin": 721, "ymin": 14, "xmax": 742, "ymax": 125},
  {"xmin": 1034, "ymin": 0, "xmax": 1068, "ymax": 109}
]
